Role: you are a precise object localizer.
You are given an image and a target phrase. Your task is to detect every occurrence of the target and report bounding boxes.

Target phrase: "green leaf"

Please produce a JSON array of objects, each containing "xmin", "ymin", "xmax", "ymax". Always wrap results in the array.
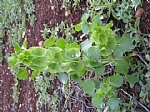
[
  {"xmin": 32, "ymin": 57, "xmax": 48, "ymax": 67},
  {"xmin": 92, "ymin": 95, "xmax": 103, "ymax": 107},
  {"xmin": 81, "ymin": 13, "xmax": 89, "ymax": 21},
  {"xmin": 81, "ymin": 22, "xmax": 91, "ymax": 34},
  {"xmin": 8, "ymin": 57, "xmax": 17, "ymax": 67},
  {"xmin": 16, "ymin": 67, "xmax": 28, "ymax": 80},
  {"xmin": 115, "ymin": 59, "xmax": 129, "ymax": 74},
  {"xmin": 100, "ymin": 83, "xmax": 112, "ymax": 95},
  {"xmin": 88, "ymin": 47, "xmax": 101, "ymax": 61},
  {"xmin": 75, "ymin": 23, "xmax": 81, "ymax": 31},
  {"xmin": 65, "ymin": 49, "xmax": 81, "ymax": 59},
  {"xmin": 65, "ymin": 42, "xmax": 80, "ymax": 50},
  {"xmin": 81, "ymin": 39, "xmax": 92, "ymax": 52},
  {"xmin": 61, "ymin": 62, "xmax": 70, "ymax": 72},
  {"xmin": 29, "ymin": 64, "xmax": 46, "ymax": 71},
  {"xmin": 30, "ymin": 47, "xmax": 46, "ymax": 56},
  {"xmin": 49, "ymin": 47, "xmax": 62, "ymax": 55},
  {"xmin": 107, "ymin": 97, "xmax": 121, "ymax": 109},
  {"xmin": 48, "ymin": 63, "xmax": 60, "ymax": 73},
  {"xmin": 118, "ymin": 35, "xmax": 134, "ymax": 52},
  {"xmin": 110, "ymin": 75, "xmax": 123, "ymax": 87},
  {"xmin": 44, "ymin": 37, "xmax": 55, "ymax": 48},
  {"xmin": 145, "ymin": 71, "xmax": 150, "ymax": 77},
  {"xmin": 125, "ymin": 75, "xmax": 138, "ymax": 88},
  {"xmin": 100, "ymin": 46, "xmax": 111, "ymax": 56},
  {"xmin": 107, "ymin": 37, "xmax": 116, "ymax": 50},
  {"xmin": 31, "ymin": 70, "xmax": 39, "ymax": 80},
  {"xmin": 22, "ymin": 38, "xmax": 27, "ymax": 49},
  {"xmin": 83, "ymin": 80, "xmax": 95, "ymax": 95},
  {"xmin": 99, "ymin": 33, "xmax": 108, "ymax": 45},
  {"xmin": 70, "ymin": 62, "xmax": 84, "ymax": 72},
  {"xmin": 58, "ymin": 72, "xmax": 69, "ymax": 84},
  {"xmin": 13, "ymin": 42, "xmax": 21, "ymax": 53},
  {"xmin": 55, "ymin": 38, "xmax": 66, "ymax": 50},
  {"xmin": 95, "ymin": 65, "xmax": 105, "ymax": 76}
]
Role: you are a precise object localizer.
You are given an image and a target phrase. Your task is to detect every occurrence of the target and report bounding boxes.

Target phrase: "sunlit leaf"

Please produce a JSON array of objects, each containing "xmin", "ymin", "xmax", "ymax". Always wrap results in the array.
[
  {"xmin": 31, "ymin": 70, "xmax": 39, "ymax": 80},
  {"xmin": 75, "ymin": 23, "xmax": 81, "ymax": 31},
  {"xmin": 55, "ymin": 38, "xmax": 66, "ymax": 50},
  {"xmin": 13, "ymin": 42, "xmax": 21, "ymax": 53},
  {"xmin": 30, "ymin": 47, "xmax": 46, "ymax": 56},
  {"xmin": 44, "ymin": 37, "xmax": 55, "ymax": 48},
  {"xmin": 16, "ymin": 67, "xmax": 28, "ymax": 80}
]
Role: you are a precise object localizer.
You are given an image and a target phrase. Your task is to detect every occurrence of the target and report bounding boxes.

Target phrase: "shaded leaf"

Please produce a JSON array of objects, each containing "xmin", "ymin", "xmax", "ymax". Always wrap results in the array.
[
  {"xmin": 83, "ymin": 80, "xmax": 95, "ymax": 95},
  {"xmin": 88, "ymin": 47, "xmax": 101, "ymax": 61},
  {"xmin": 92, "ymin": 95, "xmax": 103, "ymax": 107},
  {"xmin": 125, "ymin": 75, "xmax": 138, "ymax": 88},
  {"xmin": 58, "ymin": 72, "xmax": 68, "ymax": 84},
  {"xmin": 115, "ymin": 59, "xmax": 129, "ymax": 74},
  {"xmin": 107, "ymin": 97, "xmax": 121, "ymax": 109},
  {"xmin": 81, "ymin": 39, "xmax": 92, "ymax": 52},
  {"xmin": 110, "ymin": 75, "xmax": 123, "ymax": 87},
  {"xmin": 95, "ymin": 65, "xmax": 105, "ymax": 76}
]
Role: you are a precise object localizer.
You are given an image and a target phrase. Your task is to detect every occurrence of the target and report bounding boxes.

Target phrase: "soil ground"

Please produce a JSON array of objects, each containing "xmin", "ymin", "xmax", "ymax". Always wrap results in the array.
[{"xmin": 0, "ymin": 0, "xmax": 150, "ymax": 112}]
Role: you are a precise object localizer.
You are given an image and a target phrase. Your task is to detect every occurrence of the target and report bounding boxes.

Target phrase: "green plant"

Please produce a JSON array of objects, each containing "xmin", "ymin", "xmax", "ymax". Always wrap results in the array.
[
  {"xmin": 0, "ymin": 0, "xmax": 35, "ymax": 62},
  {"xmin": 35, "ymin": 72, "xmax": 59, "ymax": 111},
  {"xmin": 9, "ymin": 14, "xmax": 135, "ymax": 110},
  {"xmin": 41, "ymin": 21, "xmax": 77, "ymax": 43}
]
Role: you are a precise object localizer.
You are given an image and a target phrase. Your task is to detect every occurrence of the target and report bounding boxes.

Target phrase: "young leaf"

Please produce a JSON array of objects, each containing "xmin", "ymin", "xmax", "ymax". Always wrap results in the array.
[
  {"xmin": 107, "ymin": 97, "xmax": 121, "ymax": 109},
  {"xmin": 55, "ymin": 38, "xmax": 66, "ymax": 50},
  {"xmin": 109, "ymin": 75, "xmax": 123, "ymax": 87},
  {"xmin": 16, "ymin": 67, "xmax": 28, "ymax": 80},
  {"xmin": 81, "ymin": 13, "xmax": 89, "ymax": 21},
  {"xmin": 115, "ymin": 59, "xmax": 129, "ymax": 74},
  {"xmin": 22, "ymin": 38, "xmax": 27, "ymax": 49},
  {"xmin": 44, "ymin": 37, "xmax": 55, "ymax": 48},
  {"xmin": 95, "ymin": 65, "xmax": 105, "ymax": 76},
  {"xmin": 75, "ymin": 23, "xmax": 81, "ymax": 31},
  {"xmin": 83, "ymin": 80, "xmax": 95, "ymax": 95},
  {"xmin": 58, "ymin": 72, "xmax": 68, "ymax": 84},
  {"xmin": 31, "ymin": 70, "xmax": 39, "ymax": 80},
  {"xmin": 8, "ymin": 57, "xmax": 17, "ymax": 67},
  {"xmin": 92, "ymin": 95, "xmax": 103, "ymax": 107},
  {"xmin": 13, "ymin": 42, "xmax": 21, "ymax": 53}
]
